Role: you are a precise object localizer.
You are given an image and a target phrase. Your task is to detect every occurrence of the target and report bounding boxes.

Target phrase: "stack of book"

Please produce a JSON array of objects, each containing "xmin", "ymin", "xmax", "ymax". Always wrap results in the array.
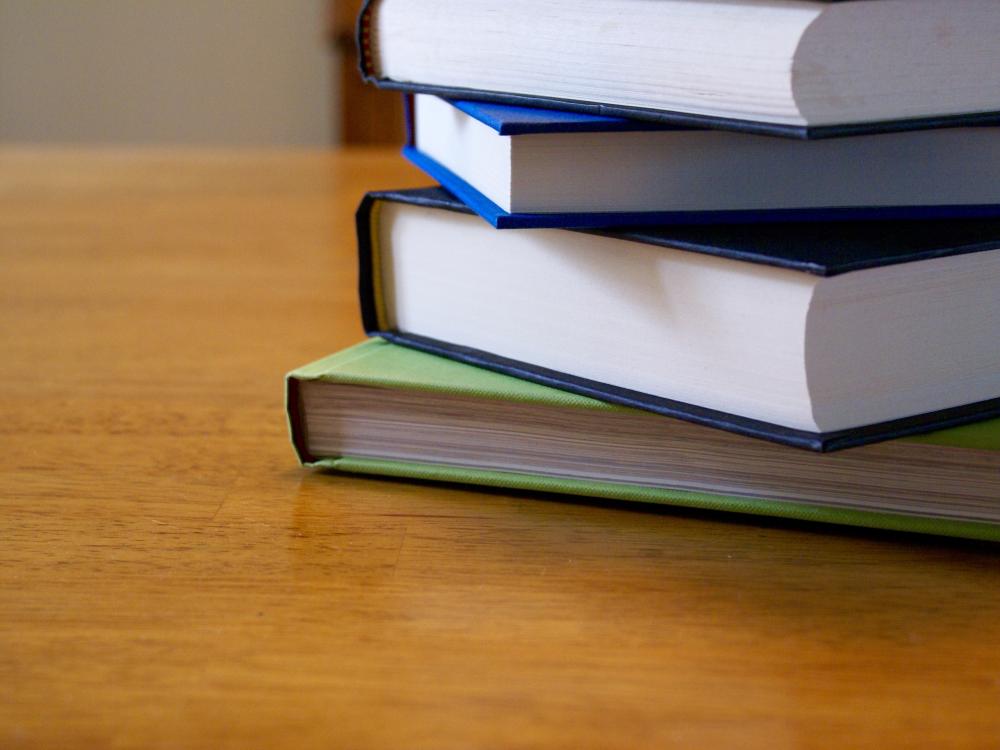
[{"xmin": 288, "ymin": 0, "xmax": 1000, "ymax": 540}]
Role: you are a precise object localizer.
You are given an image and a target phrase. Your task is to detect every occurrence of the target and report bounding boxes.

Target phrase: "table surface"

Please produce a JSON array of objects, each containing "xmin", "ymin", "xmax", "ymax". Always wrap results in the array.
[{"xmin": 2, "ymin": 149, "xmax": 999, "ymax": 750}]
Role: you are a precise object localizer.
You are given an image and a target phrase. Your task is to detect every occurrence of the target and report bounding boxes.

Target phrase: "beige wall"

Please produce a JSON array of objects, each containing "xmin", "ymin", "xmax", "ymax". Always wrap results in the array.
[{"xmin": 0, "ymin": 0, "xmax": 336, "ymax": 145}]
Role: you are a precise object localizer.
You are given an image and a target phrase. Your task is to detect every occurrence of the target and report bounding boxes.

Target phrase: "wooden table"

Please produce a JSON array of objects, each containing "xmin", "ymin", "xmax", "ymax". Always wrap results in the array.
[{"xmin": 2, "ymin": 150, "xmax": 998, "ymax": 750}]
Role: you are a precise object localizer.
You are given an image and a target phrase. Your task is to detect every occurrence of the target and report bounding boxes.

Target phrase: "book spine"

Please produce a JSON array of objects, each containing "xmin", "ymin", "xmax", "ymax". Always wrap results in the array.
[
  {"xmin": 285, "ymin": 373, "xmax": 316, "ymax": 464},
  {"xmin": 356, "ymin": 0, "xmax": 379, "ymax": 81},
  {"xmin": 355, "ymin": 193, "xmax": 385, "ymax": 335}
]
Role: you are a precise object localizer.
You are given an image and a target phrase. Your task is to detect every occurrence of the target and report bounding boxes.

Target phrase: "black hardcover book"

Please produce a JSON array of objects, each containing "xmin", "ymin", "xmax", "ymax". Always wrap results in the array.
[
  {"xmin": 358, "ymin": 0, "xmax": 1000, "ymax": 139},
  {"xmin": 356, "ymin": 187, "xmax": 1000, "ymax": 451}
]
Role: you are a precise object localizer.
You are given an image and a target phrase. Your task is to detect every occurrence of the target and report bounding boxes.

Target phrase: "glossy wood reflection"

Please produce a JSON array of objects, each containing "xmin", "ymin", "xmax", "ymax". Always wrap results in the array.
[{"xmin": 1, "ymin": 150, "xmax": 998, "ymax": 750}]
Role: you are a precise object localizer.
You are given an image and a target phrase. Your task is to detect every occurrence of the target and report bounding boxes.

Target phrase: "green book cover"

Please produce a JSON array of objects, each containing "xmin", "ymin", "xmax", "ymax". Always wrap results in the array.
[{"xmin": 287, "ymin": 338, "xmax": 1000, "ymax": 541}]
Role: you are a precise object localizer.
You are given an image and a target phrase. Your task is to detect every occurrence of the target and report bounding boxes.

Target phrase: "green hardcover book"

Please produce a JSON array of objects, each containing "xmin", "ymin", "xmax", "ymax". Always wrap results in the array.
[{"xmin": 287, "ymin": 338, "xmax": 1000, "ymax": 541}]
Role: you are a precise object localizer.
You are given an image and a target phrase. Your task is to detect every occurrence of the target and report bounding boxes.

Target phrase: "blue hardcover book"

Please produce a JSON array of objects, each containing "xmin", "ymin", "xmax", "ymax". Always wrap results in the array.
[
  {"xmin": 360, "ymin": 0, "xmax": 1000, "ymax": 139},
  {"xmin": 404, "ymin": 95, "xmax": 1000, "ymax": 230}
]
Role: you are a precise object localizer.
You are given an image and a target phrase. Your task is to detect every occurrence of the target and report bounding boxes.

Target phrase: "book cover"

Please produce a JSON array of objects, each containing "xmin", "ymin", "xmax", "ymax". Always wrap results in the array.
[
  {"xmin": 356, "ymin": 187, "xmax": 1000, "ymax": 451},
  {"xmin": 287, "ymin": 339, "xmax": 1000, "ymax": 541}
]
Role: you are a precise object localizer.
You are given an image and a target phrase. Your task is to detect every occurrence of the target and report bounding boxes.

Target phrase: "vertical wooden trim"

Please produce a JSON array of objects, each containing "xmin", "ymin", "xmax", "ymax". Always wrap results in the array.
[{"xmin": 330, "ymin": 0, "xmax": 403, "ymax": 144}]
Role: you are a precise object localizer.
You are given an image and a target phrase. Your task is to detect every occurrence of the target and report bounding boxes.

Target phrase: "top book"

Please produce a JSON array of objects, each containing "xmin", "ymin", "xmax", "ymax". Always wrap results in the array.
[{"xmin": 359, "ymin": 0, "xmax": 1000, "ymax": 138}]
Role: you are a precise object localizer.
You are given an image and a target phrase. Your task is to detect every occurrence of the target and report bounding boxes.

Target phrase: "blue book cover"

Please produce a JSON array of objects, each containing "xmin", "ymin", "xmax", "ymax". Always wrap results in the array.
[{"xmin": 444, "ymin": 99, "xmax": 676, "ymax": 135}]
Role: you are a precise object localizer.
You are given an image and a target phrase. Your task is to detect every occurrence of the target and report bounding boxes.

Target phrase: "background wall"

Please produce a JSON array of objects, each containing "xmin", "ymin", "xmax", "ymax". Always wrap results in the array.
[{"xmin": 0, "ymin": 0, "xmax": 336, "ymax": 146}]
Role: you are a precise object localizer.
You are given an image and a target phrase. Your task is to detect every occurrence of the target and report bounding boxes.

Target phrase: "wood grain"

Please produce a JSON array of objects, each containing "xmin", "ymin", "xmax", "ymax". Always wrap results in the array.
[{"xmin": 1, "ymin": 149, "xmax": 998, "ymax": 750}]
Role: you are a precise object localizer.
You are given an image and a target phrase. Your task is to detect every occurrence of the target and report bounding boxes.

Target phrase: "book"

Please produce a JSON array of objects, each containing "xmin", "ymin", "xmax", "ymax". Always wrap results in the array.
[
  {"xmin": 359, "ymin": 0, "xmax": 1000, "ymax": 138},
  {"xmin": 356, "ymin": 187, "xmax": 1000, "ymax": 451},
  {"xmin": 287, "ymin": 338, "xmax": 1000, "ymax": 541},
  {"xmin": 406, "ymin": 94, "xmax": 1000, "ymax": 229}
]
